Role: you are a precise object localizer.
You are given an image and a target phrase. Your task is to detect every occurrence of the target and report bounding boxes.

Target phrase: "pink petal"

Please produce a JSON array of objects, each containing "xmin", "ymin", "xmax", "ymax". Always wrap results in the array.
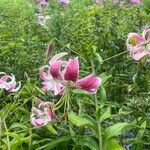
[
  {"xmin": 132, "ymin": 47, "xmax": 149, "ymax": 60},
  {"xmin": 50, "ymin": 61, "xmax": 63, "ymax": 79},
  {"xmin": 142, "ymin": 29, "xmax": 150, "ymax": 41},
  {"xmin": 9, "ymin": 82, "xmax": 21, "ymax": 92},
  {"xmin": 39, "ymin": 65, "xmax": 52, "ymax": 81},
  {"xmin": 49, "ymin": 52, "xmax": 68, "ymax": 65},
  {"xmin": 31, "ymin": 116, "xmax": 49, "ymax": 128},
  {"xmin": 64, "ymin": 57, "xmax": 79, "ymax": 82},
  {"xmin": 131, "ymin": 0, "xmax": 140, "ymax": 4},
  {"xmin": 127, "ymin": 33, "xmax": 145, "ymax": 46},
  {"xmin": 32, "ymin": 107, "xmax": 44, "ymax": 116},
  {"xmin": 47, "ymin": 111, "xmax": 55, "ymax": 120},
  {"xmin": 41, "ymin": 79, "xmax": 64, "ymax": 95},
  {"xmin": 75, "ymin": 74, "xmax": 101, "ymax": 94},
  {"xmin": 0, "ymin": 72, "xmax": 9, "ymax": 83}
]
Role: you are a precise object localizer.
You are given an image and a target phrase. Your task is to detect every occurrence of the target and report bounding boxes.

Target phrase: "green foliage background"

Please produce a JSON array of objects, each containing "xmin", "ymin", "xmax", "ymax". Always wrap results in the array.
[{"xmin": 0, "ymin": 0, "xmax": 150, "ymax": 150}]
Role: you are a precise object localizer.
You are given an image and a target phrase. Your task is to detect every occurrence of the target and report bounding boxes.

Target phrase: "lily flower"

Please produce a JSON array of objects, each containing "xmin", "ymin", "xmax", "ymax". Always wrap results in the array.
[
  {"xmin": 59, "ymin": 0, "xmax": 69, "ymax": 5},
  {"xmin": 40, "ymin": 53, "xmax": 101, "ymax": 95},
  {"xmin": 126, "ymin": 29, "xmax": 150, "ymax": 61},
  {"xmin": 39, "ymin": 52, "xmax": 67, "ymax": 95},
  {"xmin": 63, "ymin": 58, "xmax": 101, "ymax": 94},
  {"xmin": 30, "ymin": 101, "xmax": 55, "ymax": 128},
  {"xmin": 130, "ymin": 0, "xmax": 140, "ymax": 4},
  {"xmin": 37, "ymin": 0, "xmax": 47, "ymax": 7},
  {"xmin": 0, "ymin": 72, "xmax": 21, "ymax": 92}
]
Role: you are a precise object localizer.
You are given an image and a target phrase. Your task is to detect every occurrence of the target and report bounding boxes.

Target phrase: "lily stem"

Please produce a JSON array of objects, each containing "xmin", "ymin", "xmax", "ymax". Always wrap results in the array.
[
  {"xmin": 91, "ymin": 59, "xmax": 103, "ymax": 150},
  {"xmin": 4, "ymin": 120, "xmax": 10, "ymax": 150}
]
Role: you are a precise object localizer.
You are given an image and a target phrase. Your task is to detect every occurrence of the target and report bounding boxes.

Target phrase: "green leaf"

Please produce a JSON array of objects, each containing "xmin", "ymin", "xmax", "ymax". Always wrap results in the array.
[
  {"xmin": 72, "ymin": 89, "xmax": 91, "ymax": 95},
  {"xmin": 100, "ymin": 107, "xmax": 111, "ymax": 122},
  {"xmin": 99, "ymin": 86, "xmax": 107, "ymax": 103},
  {"xmin": 100, "ymin": 73, "xmax": 112, "ymax": 85},
  {"xmin": 34, "ymin": 85, "xmax": 45, "ymax": 95},
  {"xmin": 74, "ymin": 136, "xmax": 99, "ymax": 150},
  {"xmin": 46, "ymin": 124, "xmax": 57, "ymax": 135},
  {"xmin": 68, "ymin": 112, "xmax": 94, "ymax": 127},
  {"xmin": 36, "ymin": 136, "xmax": 71, "ymax": 150},
  {"xmin": 104, "ymin": 123, "xmax": 129, "ymax": 141},
  {"xmin": 95, "ymin": 53, "xmax": 103, "ymax": 64},
  {"xmin": 103, "ymin": 139, "xmax": 125, "ymax": 150},
  {"xmin": 9, "ymin": 123, "xmax": 28, "ymax": 130}
]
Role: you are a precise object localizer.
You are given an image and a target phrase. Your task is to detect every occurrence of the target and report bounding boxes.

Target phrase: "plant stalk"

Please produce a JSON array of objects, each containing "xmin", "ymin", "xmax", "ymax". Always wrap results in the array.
[
  {"xmin": 4, "ymin": 120, "xmax": 10, "ymax": 150},
  {"xmin": 90, "ymin": 59, "xmax": 103, "ymax": 150}
]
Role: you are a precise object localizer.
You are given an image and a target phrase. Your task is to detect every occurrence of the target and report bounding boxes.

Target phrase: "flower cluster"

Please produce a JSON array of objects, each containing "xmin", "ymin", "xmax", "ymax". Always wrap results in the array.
[
  {"xmin": 30, "ymin": 100, "xmax": 55, "ymax": 128},
  {"xmin": 37, "ymin": 0, "xmax": 49, "ymax": 27},
  {"xmin": 126, "ymin": 28, "xmax": 150, "ymax": 61},
  {"xmin": 39, "ymin": 52, "xmax": 101, "ymax": 95},
  {"xmin": 0, "ymin": 72, "xmax": 21, "ymax": 92}
]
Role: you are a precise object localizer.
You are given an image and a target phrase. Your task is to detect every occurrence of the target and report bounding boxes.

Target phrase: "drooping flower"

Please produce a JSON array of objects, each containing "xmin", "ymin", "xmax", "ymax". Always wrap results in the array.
[
  {"xmin": 39, "ymin": 52, "xmax": 101, "ymax": 95},
  {"xmin": 130, "ymin": 0, "xmax": 140, "ymax": 4},
  {"xmin": 30, "ymin": 101, "xmax": 55, "ymax": 128},
  {"xmin": 126, "ymin": 29, "xmax": 150, "ymax": 60},
  {"xmin": 0, "ymin": 72, "xmax": 21, "ymax": 92},
  {"xmin": 39, "ymin": 52, "xmax": 67, "ymax": 95},
  {"xmin": 63, "ymin": 58, "xmax": 101, "ymax": 94},
  {"xmin": 59, "ymin": 0, "xmax": 69, "ymax": 5}
]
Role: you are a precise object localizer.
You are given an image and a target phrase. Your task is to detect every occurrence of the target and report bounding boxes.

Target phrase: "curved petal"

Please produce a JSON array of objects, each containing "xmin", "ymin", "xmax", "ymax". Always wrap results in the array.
[
  {"xmin": 131, "ymin": 47, "xmax": 149, "ymax": 60},
  {"xmin": 0, "ymin": 73, "xmax": 9, "ymax": 84},
  {"xmin": 50, "ymin": 61, "xmax": 63, "ymax": 79},
  {"xmin": 64, "ymin": 57, "xmax": 79, "ymax": 82},
  {"xmin": 4, "ymin": 74, "xmax": 16, "ymax": 91},
  {"xmin": 127, "ymin": 33, "xmax": 145, "ymax": 46},
  {"xmin": 142, "ymin": 28, "xmax": 150, "ymax": 41},
  {"xmin": 30, "ymin": 116, "xmax": 49, "ymax": 128},
  {"xmin": 75, "ymin": 74, "xmax": 101, "ymax": 94},
  {"xmin": 41, "ymin": 79, "xmax": 64, "ymax": 95},
  {"xmin": 49, "ymin": 52, "xmax": 68, "ymax": 65},
  {"xmin": 32, "ymin": 107, "xmax": 44, "ymax": 116},
  {"xmin": 47, "ymin": 111, "xmax": 55, "ymax": 120},
  {"xmin": 9, "ymin": 82, "xmax": 21, "ymax": 92},
  {"xmin": 39, "ymin": 65, "xmax": 52, "ymax": 81}
]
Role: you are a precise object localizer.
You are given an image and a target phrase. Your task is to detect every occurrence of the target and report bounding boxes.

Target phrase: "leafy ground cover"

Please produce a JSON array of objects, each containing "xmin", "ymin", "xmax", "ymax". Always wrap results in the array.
[{"xmin": 0, "ymin": 0, "xmax": 150, "ymax": 150}]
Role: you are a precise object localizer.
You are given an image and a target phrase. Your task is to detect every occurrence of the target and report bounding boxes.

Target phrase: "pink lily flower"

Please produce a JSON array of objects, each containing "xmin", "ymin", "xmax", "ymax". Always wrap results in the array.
[
  {"xmin": 130, "ymin": 0, "xmax": 140, "ymax": 4},
  {"xmin": 30, "ymin": 101, "xmax": 55, "ymax": 128},
  {"xmin": 39, "ymin": 53, "xmax": 101, "ymax": 95},
  {"xmin": 37, "ymin": 0, "xmax": 47, "ymax": 7},
  {"xmin": 39, "ymin": 52, "xmax": 67, "ymax": 95},
  {"xmin": 126, "ymin": 29, "xmax": 150, "ymax": 61},
  {"xmin": 63, "ymin": 58, "xmax": 101, "ymax": 94},
  {"xmin": 0, "ymin": 72, "xmax": 21, "ymax": 92},
  {"xmin": 59, "ymin": 0, "xmax": 69, "ymax": 5}
]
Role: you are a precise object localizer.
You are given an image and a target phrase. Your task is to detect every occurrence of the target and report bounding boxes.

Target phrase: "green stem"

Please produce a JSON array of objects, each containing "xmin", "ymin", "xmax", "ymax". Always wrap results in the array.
[
  {"xmin": 94, "ymin": 94, "xmax": 103, "ymax": 150},
  {"xmin": 28, "ymin": 129, "xmax": 32, "ymax": 150},
  {"xmin": 91, "ymin": 59, "xmax": 103, "ymax": 150},
  {"xmin": 102, "ymin": 51, "xmax": 127, "ymax": 63},
  {"xmin": 4, "ymin": 120, "xmax": 10, "ymax": 150}
]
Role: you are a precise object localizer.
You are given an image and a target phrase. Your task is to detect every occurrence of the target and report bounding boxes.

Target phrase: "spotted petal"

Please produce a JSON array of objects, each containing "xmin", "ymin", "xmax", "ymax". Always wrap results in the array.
[{"xmin": 75, "ymin": 74, "xmax": 101, "ymax": 94}]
